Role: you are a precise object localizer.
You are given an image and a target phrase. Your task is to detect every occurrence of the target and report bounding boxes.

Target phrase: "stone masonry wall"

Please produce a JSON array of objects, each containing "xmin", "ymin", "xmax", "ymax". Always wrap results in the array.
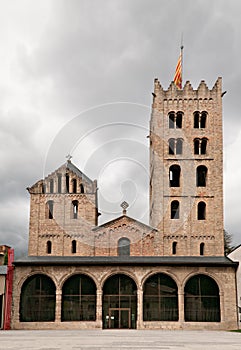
[
  {"xmin": 28, "ymin": 162, "xmax": 98, "ymax": 256},
  {"xmin": 149, "ymin": 78, "xmax": 224, "ymax": 256},
  {"xmin": 11, "ymin": 264, "xmax": 238, "ymax": 330}
]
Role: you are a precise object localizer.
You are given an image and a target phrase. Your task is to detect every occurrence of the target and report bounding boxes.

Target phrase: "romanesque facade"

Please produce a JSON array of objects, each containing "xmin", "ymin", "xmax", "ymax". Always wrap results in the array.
[{"xmin": 11, "ymin": 77, "xmax": 238, "ymax": 330}]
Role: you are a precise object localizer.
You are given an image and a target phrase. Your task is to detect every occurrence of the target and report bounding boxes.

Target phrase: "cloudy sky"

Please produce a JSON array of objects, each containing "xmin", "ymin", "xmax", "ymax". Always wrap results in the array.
[{"xmin": 1, "ymin": 0, "xmax": 241, "ymax": 257}]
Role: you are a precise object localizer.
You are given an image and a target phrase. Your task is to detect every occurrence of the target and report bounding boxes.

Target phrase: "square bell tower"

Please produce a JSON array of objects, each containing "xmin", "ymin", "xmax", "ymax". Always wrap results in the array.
[{"xmin": 149, "ymin": 78, "xmax": 224, "ymax": 256}]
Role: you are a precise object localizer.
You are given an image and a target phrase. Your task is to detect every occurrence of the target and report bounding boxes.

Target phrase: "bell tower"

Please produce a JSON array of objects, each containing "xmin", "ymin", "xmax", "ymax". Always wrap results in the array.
[
  {"xmin": 27, "ymin": 160, "xmax": 98, "ymax": 256},
  {"xmin": 149, "ymin": 77, "xmax": 224, "ymax": 256}
]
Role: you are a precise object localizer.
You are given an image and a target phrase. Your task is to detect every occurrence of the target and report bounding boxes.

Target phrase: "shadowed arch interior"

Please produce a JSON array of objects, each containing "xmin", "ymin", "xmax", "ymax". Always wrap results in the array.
[
  {"xmin": 143, "ymin": 273, "xmax": 178, "ymax": 321},
  {"xmin": 184, "ymin": 274, "xmax": 220, "ymax": 322},
  {"xmin": 169, "ymin": 165, "xmax": 181, "ymax": 187},
  {"xmin": 61, "ymin": 274, "xmax": 96, "ymax": 321},
  {"xmin": 196, "ymin": 165, "xmax": 207, "ymax": 187},
  {"xmin": 20, "ymin": 274, "xmax": 56, "ymax": 322}
]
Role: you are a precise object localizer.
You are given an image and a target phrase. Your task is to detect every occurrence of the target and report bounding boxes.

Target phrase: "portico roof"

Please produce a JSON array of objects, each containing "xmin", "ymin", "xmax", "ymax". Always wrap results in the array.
[{"xmin": 13, "ymin": 255, "xmax": 238, "ymax": 268}]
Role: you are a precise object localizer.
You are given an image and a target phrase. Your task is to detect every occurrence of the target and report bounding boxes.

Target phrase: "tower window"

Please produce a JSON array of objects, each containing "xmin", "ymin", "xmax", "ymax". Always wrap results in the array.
[
  {"xmin": 194, "ymin": 111, "xmax": 207, "ymax": 128},
  {"xmin": 201, "ymin": 138, "xmax": 207, "ymax": 154},
  {"xmin": 176, "ymin": 138, "xmax": 183, "ymax": 154},
  {"xmin": 169, "ymin": 165, "xmax": 181, "ymax": 187},
  {"xmin": 66, "ymin": 174, "xmax": 69, "ymax": 193},
  {"xmin": 168, "ymin": 111, "xmax": 183, "ymax": 129},
  {"xmin": 169, "ymin": 112, "xmax": 175, "ymax": 129},
  {"xmin": 42, "ymin": 183, "xmax": 46, "ymax": 194},
  {"xmin": 57, "ymin": 174, "xmax": 62, "ymax": 193},
  {"xmin": 71, "ymin": 240, "xmax": 77, "ymax": 254},
  {"xmin": 46, "ymin": 240, "xmax": 52, "ymax": 254},
  {"xmin": 49, "ymin": 179, "xmax": 54, "ymax": 193},
  {"xmin": 46, "ymin": 200, "xmax": 54, "ymax": 219},
  {"xmin": 200, "ymin": 111, "xmax": 207, "ymax": 128},
  {"xmin": 72, "ymin": 200, "xmax": 78, "ymax": 219},
  {"xmin": 80, "ymin": 184, "xmax": 84, "ymax": 193},
  {"xmin": 169, "ymin": 138, "xmax": 175, "ymax": 155},
  {"xmin": 168, "ymin": 138, "xmax": 183, "ymax": 155},
  {"xmin": 194, "ymin": 111, "xmax": 200, "ymax": 128},
  {"xmin": 194, "ymin": 138, "xmax": 200, "ymax": 154},
  {"xmin": 172, "ymin": 241, "xmax": 177, "ymax": 255},
  {"xmin": 72, "ymin": 179, "xmax": 77, "ymax": 193},
  {"xmin": 176, "ymin": 112, "xmax": 183, "ymax": 128},
  {"xmin": 171, "ymin": 200, "xmax": 180, "ymax": 219},
  {"xmin": 197, "ymin": 201, "xmax": 206, "ymax": 220},
  {"xmin": 194, "ymin": 138, "xmax": 208, "ymax": 155},
  {"xmin": 196, "ymin": 165, "xmax": 207, "ymax": 187},
  {"xmin": 200, "ymin": 242, "xmax": 205, "ymax": 256}
]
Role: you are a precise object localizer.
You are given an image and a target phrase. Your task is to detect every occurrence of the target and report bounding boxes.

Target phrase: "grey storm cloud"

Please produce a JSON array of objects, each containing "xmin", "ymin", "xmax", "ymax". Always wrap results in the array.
[{"xmin": 1, "ymin": 0, "xmax": 241, "ymax": 256}]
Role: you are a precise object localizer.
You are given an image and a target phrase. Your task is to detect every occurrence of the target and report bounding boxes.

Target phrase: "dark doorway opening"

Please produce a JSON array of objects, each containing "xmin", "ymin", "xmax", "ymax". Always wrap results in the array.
[{"xmin": 102, "ymin": 274, "xmax": 137, "ymax": 329}]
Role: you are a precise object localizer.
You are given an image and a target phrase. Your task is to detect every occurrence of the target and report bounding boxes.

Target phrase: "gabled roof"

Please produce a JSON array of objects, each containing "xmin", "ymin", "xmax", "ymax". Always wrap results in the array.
[
  {"xmin": 92, "ymin": 214, "xmax": 157, "ymax": 232},
  {"xmin": 65, "ymin": 160, "xmax": 93, "ymax": 184},
  {"xmin": 229, "ymin": 244, "xmax": 241, "ymax": 253},
  {"xmin": 228, "ymin": 244, "xmax": 241, "ymax": 260},
  {"xmin": 45, "ymin": 160, "xmax": 93, "ymax": 184},
  {"xmin": 28, "ymin": 160, "xmax": 94, "ymax": 190}
]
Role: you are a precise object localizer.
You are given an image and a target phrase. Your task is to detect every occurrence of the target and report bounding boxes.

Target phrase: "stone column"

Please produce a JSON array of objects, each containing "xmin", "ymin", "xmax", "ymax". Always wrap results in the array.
[
  {"xmin": 220, "ymin": 291, "xmax": 224, "ymax": 322},
  {"xmin": 55, "ymin": 288, "xmax": 62, "ymax": 322},
  {"xmin": 96, "ymin": 288, "xmax": 103, "ymax": 328},
  {"xmin": 11, "ymin": 293, "xmax": 21, "ymax": 327},
  {"xmin": 178, "ymin": 290, "xmax": 185, "ymax": 323},
  {"xmin": 137, "ymin": 288, "xmax": 143, "ymax": 329}
]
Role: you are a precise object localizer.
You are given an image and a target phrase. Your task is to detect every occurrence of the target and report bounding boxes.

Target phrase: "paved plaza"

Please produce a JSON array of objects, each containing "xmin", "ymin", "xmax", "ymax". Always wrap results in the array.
[{"xmin": 0, "ymin": 330, "xmax": 241, "ymax": 350}]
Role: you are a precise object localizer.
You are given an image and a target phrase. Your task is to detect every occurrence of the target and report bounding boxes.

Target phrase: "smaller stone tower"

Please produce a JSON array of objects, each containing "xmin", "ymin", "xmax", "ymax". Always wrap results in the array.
[
  {"xmin": 149, "ymin": 78, "xmax": 224, "ymax": 256},
  {"xmin": 27, "ymin": 160, "xmax": 98, "ymax": 256}
]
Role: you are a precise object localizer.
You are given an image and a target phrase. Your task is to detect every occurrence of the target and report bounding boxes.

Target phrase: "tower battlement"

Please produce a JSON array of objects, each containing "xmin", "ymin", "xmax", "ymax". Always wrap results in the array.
[{"xmin": 153, "ymin": 77, "xmax": 222, "ymax": 100}]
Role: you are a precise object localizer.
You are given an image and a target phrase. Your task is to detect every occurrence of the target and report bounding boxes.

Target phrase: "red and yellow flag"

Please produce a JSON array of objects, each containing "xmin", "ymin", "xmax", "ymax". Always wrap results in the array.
[{"xmin": 173, "ymin": 52, "xmax": 182, "ymax": 89}]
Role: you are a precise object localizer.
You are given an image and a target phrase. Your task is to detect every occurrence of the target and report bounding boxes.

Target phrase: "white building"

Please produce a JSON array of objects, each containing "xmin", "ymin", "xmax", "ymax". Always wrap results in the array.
[{"xmin": 228, "ymin": 245, "xmax": 241, "ymax": 327}]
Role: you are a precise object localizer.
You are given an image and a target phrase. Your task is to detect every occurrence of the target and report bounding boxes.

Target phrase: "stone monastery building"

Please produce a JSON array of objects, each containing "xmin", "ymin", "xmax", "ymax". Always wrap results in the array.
[{"xmin": 12, "ymin": 77, "xmax": 238, "ymax": 330}]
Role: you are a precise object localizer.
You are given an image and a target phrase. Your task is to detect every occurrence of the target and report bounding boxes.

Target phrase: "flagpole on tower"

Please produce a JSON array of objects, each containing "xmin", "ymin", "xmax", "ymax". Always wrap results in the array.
[
  {"xmin": 181, "ymin": 33, "xmax": 184, "ymax": 88},
  {"xmin": 173, "ymin": 36, "xmax": 183, "ymax": 89}
]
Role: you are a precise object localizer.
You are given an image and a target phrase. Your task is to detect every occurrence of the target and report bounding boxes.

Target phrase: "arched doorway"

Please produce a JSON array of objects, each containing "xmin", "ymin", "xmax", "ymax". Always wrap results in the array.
[
  {"xmin": 143, "ymin": 273, "xmax": 178, "ymax": 321},
  {"xmin": 61, "ymin": 274, "xmax": 96, "ymax": 321},
  {"xmin": 20, "ymin": 274, "xmax": 56, "ymax": 322},
  {"xmin": 102, "ymin": 274, "xmax": 137, "ymax": 329},
  {"xmin": 184, "ymin": 274, "xmax": 220, "ymax": 322}
]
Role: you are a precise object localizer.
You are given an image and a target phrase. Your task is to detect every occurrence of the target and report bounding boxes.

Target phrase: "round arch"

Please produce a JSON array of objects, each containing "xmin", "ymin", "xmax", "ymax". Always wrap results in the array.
[
  {"xmin": 180, "ymin": 271, "xmax": 223, "ymax": 296},
  {"xmin": 118, "ymin": 237, "xmax": 130, "ymax": 256},
  {"xmin": 181, "ymin": 271, "xmax": 221, "ymax": 290},
  {"xmin": 184, "ymin": 274, "xmax": 220, "ymax": 322},
  {"xmin": 20, "ymin": 273, "xmax": 56, "ymax": 322},
  {"xmin": 196, "ymin": 165, "xmax": 208, "ymax": 187},
  {"xmin": 102, "ymin": 273, "xmax": 137, "ymax": 329},
  {"xmin": 141, "ymin": 270, "xmax": 180, "ymax": 289},
  {"xmin": 169, "ymin": 164, "xmax": 181, "ymax": 187},
  {"xmin": 61, "ymin": 274, "xmax": 97, "ymax": 321},
  {"xmin": 18, "ymin": 270, "xmax": 58, "ymax": 292},
  {"xmin": 59, "ymin": 271, "xmax": 99, "ymax": 290},
  {"xmin": 100, "ymin": 270, "xmax": 139, "ymax": 290},
  {"xmin": 143, "ymin": 272, "xmax": 178, "ymax": 321}
]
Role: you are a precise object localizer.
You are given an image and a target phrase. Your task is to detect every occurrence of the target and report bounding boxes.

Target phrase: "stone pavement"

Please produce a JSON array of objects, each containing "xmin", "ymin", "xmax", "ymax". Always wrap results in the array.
[{"xmin": 0, "ymin": 330, "xmax": 241, "ymax": 350}]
